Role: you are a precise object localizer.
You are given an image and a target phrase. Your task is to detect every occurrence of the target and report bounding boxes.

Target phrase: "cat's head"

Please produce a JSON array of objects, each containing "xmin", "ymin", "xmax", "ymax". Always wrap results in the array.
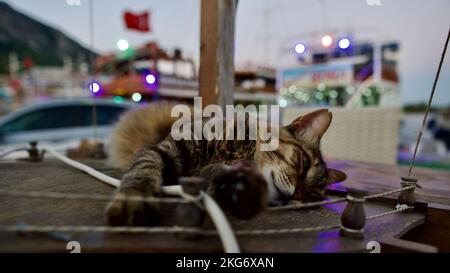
[{"xmin": 256, "ymin": 109, "xmax": 346, "ymax": 204}]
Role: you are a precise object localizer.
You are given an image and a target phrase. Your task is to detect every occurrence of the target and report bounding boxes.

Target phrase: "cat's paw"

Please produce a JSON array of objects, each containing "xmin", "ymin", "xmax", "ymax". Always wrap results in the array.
[
  {"xmin": 105, "ymin": 188, "xmax": 160, "ymax": 226},
  {"xmin": 211, "ymin": 161, "xmax": 268, "ymax": 219}
]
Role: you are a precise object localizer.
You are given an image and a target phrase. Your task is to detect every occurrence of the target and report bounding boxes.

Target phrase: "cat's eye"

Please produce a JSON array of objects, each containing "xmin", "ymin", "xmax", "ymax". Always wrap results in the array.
[
  {"xmin": 297, "ymin": 155, "xmax": 310, "ymax": 181},
  {"xmin": 302, "ymin": 155, "xmax": 310, "ymax": 170}
]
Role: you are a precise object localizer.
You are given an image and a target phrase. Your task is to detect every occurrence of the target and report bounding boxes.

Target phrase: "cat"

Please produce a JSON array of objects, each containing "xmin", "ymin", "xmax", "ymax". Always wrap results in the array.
[{"xmin": 105, "ymin": 101, "xmax": 346, "ymax": 226}]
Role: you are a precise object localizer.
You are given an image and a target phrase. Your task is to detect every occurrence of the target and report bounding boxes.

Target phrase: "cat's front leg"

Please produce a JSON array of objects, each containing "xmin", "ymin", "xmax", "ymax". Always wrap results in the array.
[{"xmin": 105, "ymin": 149, "xmax": 166, "ymax": 226}]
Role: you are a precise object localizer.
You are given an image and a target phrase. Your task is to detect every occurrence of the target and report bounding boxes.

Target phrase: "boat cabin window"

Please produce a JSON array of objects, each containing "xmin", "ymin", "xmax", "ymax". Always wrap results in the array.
[{"xmin": 0, "ymin": 105, "xmax": 128, "ymax": 133}]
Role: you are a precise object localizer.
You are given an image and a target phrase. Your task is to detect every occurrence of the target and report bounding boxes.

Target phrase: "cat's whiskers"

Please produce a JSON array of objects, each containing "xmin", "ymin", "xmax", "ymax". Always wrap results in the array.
[{"xmin": 264, "ymin": 150, "xmax": 296, "ymax": 197}]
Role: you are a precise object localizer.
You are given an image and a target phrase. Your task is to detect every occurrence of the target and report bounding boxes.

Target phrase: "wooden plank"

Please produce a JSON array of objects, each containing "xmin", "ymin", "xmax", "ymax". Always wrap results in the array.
[
  {"xmin": 400, "ymin": 203, "xmax": 450, "ymax": 252},
  {"xmin": 327, "ymin": 159, "xmax": 450, "ymax": 206},
  {"xmin": 199, "ymin": 0, "xmax": 236, "ymax": 108},
  {"xmin": 379, "ymin": 238, "xmax": 438, "ymax": 253},
  {"xmin": 0, "ymin": 159, "xmax": 433, "ymax": 253}
]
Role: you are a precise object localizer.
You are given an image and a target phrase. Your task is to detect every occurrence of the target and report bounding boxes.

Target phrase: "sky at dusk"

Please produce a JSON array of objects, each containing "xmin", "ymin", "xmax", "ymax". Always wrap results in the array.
[{"xmin": 2, "ymin": 0, "xmax": 450, "ymax": 106}]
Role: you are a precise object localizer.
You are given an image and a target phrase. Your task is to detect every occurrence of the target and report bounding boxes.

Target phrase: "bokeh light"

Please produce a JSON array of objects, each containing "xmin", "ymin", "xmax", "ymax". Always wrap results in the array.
[
  {"xmin": 279, "ymin": 98, "xmax": 288, "ymax": 108},
  {"xmin": 294, "ymin": 43, "xmax": 306, "ymax": 54},
  {"xmin": 89, "ymin": 81, "xmax": 101, "ymax": 93},
  {"xmin": 113, "ymin": 96, "xmax": 124, "ymax": 103},
  {"xmin": 145, "ymin": 74, "xmax": 156, "ymax": 84},
  {"xmin": 321, "ymin": 35, "xmax": 333, "ymax": 47},
  {"xmin": 338, "ymin": 38, "xmax": 351, "ymax": 49},
  {"xmin": 132, "ymin": 92, "xmax": 142, "ymax": 102},
  {"xmin": 315, "ymin": 92, "xmax": 324, "ymax": 100},
  {"xmin": 317, "ymin": 83, "xmax": 326, "ymax": 91},
  {"xmin": 117, "ymin": 39, "xmax": 129, "ymax": 51}
]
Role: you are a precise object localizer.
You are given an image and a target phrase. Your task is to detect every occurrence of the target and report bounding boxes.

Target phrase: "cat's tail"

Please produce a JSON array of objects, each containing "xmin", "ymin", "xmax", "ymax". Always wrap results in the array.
[{"xmin": 108, "ymin": 101, "xmax": 183, "ymax": 169}]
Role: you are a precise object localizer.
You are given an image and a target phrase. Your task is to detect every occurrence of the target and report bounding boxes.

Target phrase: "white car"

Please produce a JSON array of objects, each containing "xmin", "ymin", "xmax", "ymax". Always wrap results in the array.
[{"xmin": 0, "ymin": 98, "xmax": 135, "ymax": 146}]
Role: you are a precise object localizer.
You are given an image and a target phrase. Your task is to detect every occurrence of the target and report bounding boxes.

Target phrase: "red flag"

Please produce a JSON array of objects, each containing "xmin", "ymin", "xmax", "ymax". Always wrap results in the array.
[
  {"xmin": 123, "ymin": 11, "xmax": 151, "ymax": 32},
  {"xmin": 23, "ymin": 57, "xmax": 34, "ymax": 69}
]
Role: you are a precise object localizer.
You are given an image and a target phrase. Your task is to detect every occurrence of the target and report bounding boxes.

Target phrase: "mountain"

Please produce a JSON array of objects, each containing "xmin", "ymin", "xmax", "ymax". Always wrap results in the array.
[{"xmin": 0, "ymin": 1, "xmax": 95, "ymax": 74}]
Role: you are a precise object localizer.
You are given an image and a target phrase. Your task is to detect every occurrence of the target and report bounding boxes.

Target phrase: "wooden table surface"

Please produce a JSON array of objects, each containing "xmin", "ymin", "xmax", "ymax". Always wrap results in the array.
[
  {"xmin": 327, "ymin": 159, "xmax": 450, "ymax": 206},
  {"xmin": 0, "ymin": 157, "xmax": 448, "ymax": 253}
]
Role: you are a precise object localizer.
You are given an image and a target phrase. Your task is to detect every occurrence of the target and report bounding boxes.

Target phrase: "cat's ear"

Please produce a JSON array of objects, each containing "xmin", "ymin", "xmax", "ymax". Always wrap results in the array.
[
  {"xmin": 286, "ymin": 109, "xmax": 332, "ymax": 144},
  {"xmin": 326, "ymin": 168, "xmax": 347, "ymax": 185}
]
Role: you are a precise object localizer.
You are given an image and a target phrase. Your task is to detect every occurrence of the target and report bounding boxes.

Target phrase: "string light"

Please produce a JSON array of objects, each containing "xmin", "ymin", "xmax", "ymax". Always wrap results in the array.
[
  {"xmin": 279, "ymin": 99, "xmax": 288, "ymax": 108},
  {"xmin": 117, "ymin": 39, "xmax": 129, "ymax": 51},
  {"xmin": 321, "ymin": 35, "xmax": 333, "ymax": 47},
  {"xmin": 338, "ymin": 38, "xmax": 351, "ymax": 49},
  {"xmin": 288, "ymin": 85, "xmax": 297, "ymax": 94},
  {"xmin": 89, "ymin": 81, "xmax": 101, "ymax": 93},
  {"xmin": 132, "ymin": 92, "xmax": 142, "ymax": 102},
  {"xmin": 294, "ymin": 43, "xmax": 306, "ymax": 54},
  {"xmin": 113, "ymin": 96, "xmax": 124, "ymax": 103},
  {"xmin": 145, "ymin": 74, "xmax": 156, "ymax": 84}
]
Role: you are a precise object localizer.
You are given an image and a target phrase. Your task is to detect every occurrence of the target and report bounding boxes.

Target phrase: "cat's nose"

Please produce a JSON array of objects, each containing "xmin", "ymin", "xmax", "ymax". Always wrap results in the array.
[{"xmin": 293, "ymin": 185, "xmax": 308, "ymax": 202}]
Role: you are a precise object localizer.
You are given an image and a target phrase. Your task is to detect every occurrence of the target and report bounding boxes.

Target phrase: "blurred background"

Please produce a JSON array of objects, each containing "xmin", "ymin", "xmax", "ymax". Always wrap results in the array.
[{"xmin": 0, "ymin": 0, "xmax": 448, "ymax": 169}]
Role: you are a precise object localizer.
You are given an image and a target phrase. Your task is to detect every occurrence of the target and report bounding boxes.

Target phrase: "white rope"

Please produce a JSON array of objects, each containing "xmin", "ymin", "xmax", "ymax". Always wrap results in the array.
[
  {"xmin": 365, "ymin": 186, "xmax": 415, "ymax": 200},
  {"xmin": 202, "ymin": 192, "xmax": 240, "ymax": 252},
  {"xmin": 366, "ymin": 204, "xmax": 413, "ymax": 220},
  {"xmin": 0, "ymin": 225, "xmax": 212, "ymax": 234},
  {"xmin": 43, "ymin": 147, "xmax": 240, "ymax": 253},
  {"xmin": 0, "ymin": 189, "xmax": 190, "ymax": 204},
  {"xmin": 0, "ymin": 224, "xmax": 339, "ymax": 235},
  {"xmin": 346, "ymin": 195, "xmax": 365, "ymax": 203},
  {"xmin": 234, "ymin": 224, "xmax": 339, "ymax": 235},
  {"xmin": 0, "ymin": 147, "xmax": 28, "ymax": 159},
  {"xmin": 43, "ymin": 147, "xmax": 120, "ymax": 187},
  {"xmin": 0, "ymin": 204, "xmax": 413, "ymax": 237},
  {"xmin": 0, "ymin": 186, "xmax": 416, "ymax": 210},
  {"xmin": 269, "ymin": 184, "xmax": 417, "ymax": 211}
]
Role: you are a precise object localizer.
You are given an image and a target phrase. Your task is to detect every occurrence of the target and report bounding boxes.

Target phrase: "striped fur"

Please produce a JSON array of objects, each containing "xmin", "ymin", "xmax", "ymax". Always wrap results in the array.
[{"xmin": 106, "ymin": 103, "xmax": 346, "ymax": 225}]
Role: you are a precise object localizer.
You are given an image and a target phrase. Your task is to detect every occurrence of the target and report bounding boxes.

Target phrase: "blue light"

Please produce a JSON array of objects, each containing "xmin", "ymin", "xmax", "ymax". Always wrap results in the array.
[
  {"xmin": 294, "ymin": 43, "xmax": 306, "ymax": 54},
  {"xmin": 144, "ymin": 72, "xmax": 158, "ymax": 91},
  {"xmin": 145, "ymin": 74, "xmax": 156, "ymax": 84},
  {"xmin": 89, "ymin": 81, "xmax": 101, "ymax": 94},
  {"xmin": 338, "ymin": 38, "xmax": 351, "ymax": 49}
]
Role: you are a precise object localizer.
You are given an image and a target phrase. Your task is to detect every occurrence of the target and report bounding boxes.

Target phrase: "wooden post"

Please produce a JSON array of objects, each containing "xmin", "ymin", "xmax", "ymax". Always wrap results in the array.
[
  {"xmin": 340, "ymin": 188, "xmax": 367, "ymax": 239},
  {"xmin": 199, "ymin": 0, "xmax": 236, "ymax": 109},
  {"xmin": 26, "ymin": 141, "xmax": 44, "ymax": 162},
  {"xmin": 398, "ymin": 177, "xmax": 418, "ymax": 210}
]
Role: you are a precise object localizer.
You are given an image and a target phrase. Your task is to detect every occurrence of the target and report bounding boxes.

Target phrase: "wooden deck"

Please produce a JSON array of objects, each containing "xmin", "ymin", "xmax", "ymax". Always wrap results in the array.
[
  {"xmin": 327, "ymin": 159, "xmax": 450, "ymax": 206},
  {"xmin": 0, "ymin": 158, "xmax": 449, "ymax": 253}
]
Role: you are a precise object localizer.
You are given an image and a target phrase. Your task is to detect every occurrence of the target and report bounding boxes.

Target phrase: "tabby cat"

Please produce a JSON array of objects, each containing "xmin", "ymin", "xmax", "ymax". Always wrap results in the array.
[{"xmin": 106, "ymin": 102, "xmax": 346, "ymax": 226}]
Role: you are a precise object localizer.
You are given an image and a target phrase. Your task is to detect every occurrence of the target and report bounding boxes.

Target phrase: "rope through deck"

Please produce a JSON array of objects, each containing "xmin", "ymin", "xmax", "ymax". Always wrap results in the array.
[
  {"xmin": 0, "ymin": 224, "xmax": 340, "ymax": 235},
  {"xmin": 0, "ymin": 184, "xmax": 416, "ymax": 210},
  {"xmin": 0, "ymin": 204, "xmax": 413, "ymax": 236}
]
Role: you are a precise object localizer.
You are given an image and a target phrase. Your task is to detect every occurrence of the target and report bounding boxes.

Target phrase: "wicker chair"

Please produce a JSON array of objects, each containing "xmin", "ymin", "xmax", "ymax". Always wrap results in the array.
[{"xmin": 282, "ymin": 107, "xmax": 402, "ymax": 165}]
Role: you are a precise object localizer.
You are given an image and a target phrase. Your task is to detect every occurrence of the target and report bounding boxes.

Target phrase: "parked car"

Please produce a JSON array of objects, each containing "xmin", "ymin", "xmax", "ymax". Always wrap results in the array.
[{"xmin": 0, "ymin": 98, "xmax": 135, "ymax": 145}]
